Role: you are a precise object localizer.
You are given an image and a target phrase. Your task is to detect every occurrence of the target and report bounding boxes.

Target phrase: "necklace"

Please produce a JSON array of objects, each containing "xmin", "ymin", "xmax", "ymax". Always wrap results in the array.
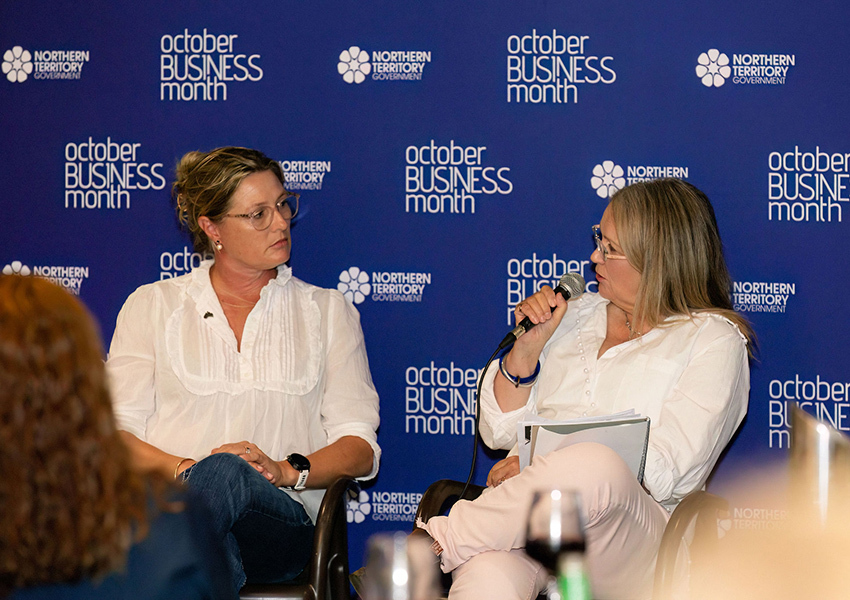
[
  {"xmin": 624, "ymin": 313, "xmax": 643, "ymax": 339},
  {"xmin": 218, "ymin": 297, "xmax": 255, "ymax": 309}
]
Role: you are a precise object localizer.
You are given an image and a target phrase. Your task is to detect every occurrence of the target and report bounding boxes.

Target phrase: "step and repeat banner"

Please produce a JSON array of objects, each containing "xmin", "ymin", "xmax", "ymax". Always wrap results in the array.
[{"xmin": 3, "ymin": 0, "xmax": 849, "ymax": 567}]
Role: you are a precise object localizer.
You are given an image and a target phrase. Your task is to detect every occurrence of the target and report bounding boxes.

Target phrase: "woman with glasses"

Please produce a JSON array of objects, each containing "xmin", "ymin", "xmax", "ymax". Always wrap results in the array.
[
  {"xmin": 106, "ymin": 147, "xmax": 380, "ymax": 594},
  {"xmin": 417, "ymin": 178, "xmax": 753, "ymax": 599}
]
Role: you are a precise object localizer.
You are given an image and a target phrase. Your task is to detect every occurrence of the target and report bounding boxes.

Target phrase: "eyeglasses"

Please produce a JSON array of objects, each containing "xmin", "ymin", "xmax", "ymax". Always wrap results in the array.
[
  {"xmin": 223, "ymin": 193, "xmax": 300, "ymax": 231},
  {"xmin": 592, "ymin": 225, "xmax": 628, "ymax": 263}
]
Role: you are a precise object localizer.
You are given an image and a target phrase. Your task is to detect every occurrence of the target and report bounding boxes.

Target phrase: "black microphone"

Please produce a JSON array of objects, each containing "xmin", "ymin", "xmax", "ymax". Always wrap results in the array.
[{"xmin": 498, "ymin": 272, "xmax": 586, "ymax": 349}]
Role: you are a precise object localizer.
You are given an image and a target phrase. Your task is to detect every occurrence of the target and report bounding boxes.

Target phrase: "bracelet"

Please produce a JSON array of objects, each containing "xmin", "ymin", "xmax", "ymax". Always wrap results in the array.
[
  {"xmin": 499, "ymin": 354, "xmax": 540, "ymax": 388},
  {"xmin": 174, "ymin": 457, "xmax": 191, "ymax": 480}
]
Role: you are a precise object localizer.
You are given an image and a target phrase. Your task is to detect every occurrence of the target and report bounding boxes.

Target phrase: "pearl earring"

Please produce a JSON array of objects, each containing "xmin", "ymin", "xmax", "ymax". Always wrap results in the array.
[{"xmin": 214, "ymin": 240, "xmax": 223, "ymax": 251}]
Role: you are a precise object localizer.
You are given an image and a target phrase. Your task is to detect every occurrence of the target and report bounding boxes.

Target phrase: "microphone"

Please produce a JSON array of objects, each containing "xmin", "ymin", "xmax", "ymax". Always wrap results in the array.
[{"xmin": 498, "ymin": 272, "xmax": 586, "ymax": 349}]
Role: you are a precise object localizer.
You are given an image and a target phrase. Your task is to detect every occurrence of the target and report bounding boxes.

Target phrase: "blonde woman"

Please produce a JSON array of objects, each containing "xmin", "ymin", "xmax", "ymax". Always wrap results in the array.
[{"xmin": 418, "ymin": 178, "xmax": 753, "ymax": 600}]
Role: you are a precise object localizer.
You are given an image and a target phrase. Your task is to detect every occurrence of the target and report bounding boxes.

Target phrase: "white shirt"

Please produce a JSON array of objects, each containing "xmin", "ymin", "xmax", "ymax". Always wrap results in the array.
[
  {"xmin": 106, "ymin": 261, "xmax": 381, "ymax": 522},
  {"xmin": 479, "ymin": 293, "xmax": 749, "ymax": 511}
]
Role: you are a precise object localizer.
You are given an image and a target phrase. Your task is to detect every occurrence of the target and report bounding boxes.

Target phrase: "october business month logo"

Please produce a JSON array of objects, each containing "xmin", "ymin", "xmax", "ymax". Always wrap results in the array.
[
  {"xmin": 506, "ymin": 29, "xmax": 616, "ymax": 104},
  {"xmin": 159, "ymin": 28, "xmax": 263, "ymax": 101},
  {"xmin": 64, "ymin": 137, "xmax": 167, "ymax": 210},
  {"xmin": 337, "ymin": 45, "xmax": 431, "ymax": 83},
  {"xmin": 2, "ymin": 260, "xmax": 90, "ymax": 295},
  {"xmin": 767, "ymin": 146, "xmax": 850, "ymax": 223},
  {"xmin": 406, "ymin": 361, "xmax": 480, "ymax": 436},
  {"xmin": 507, "ymin": 254, "xmax": 594, "ymax": 325},
  {"xmin": 338, "ymin": 267, "xmax": 431, "ymax": 304},
  {"xmin": 405, "ymin": 140, "xmax": 513, "ymax": 214},
  {"xmin": 3, "ymin": 45, "xmax": 89, "ymax": 82},
  {"xmin": 159, "ymin": 247, "xmax": 212, "ymax": 280},
  {"xmin": 767, "ymin": 372, "xmax": 850, "ymax": 449},
  {"xmin": 590, "ymin": 160, "xmax": 689, "ymax": 199},
  {"xmin": 696, "ymin": 48, "xmax": 795, "ymax": 87}
]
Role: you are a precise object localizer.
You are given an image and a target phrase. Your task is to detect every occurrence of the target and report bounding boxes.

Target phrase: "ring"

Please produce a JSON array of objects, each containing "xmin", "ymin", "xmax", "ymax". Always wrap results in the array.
[
  {"xmin": 516, "ymin": 303, "xmax": 524, "ymax": 313},
  {"xmin": 245, "ymin": 446, "xmax": 251, "ymax": 454}
]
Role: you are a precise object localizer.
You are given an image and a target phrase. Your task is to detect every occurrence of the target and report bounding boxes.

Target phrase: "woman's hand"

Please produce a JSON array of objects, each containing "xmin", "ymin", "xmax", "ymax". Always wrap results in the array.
[
  {"xmin": 512, "ymin": 285, "xmax": 568, "ymax": 351},
  {"xmin": 486, "ymin": 456, "xmax": 521, "ymax": 488},
  {"xmin": 211, "ymin": 441, "xmax": 290, "ymax": 486}
]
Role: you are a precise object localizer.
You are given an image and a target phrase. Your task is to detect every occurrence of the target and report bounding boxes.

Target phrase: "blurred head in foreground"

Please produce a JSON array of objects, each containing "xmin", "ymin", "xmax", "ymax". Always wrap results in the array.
[
  {"xmin": 691, "ymin": 466, "xmax": 850, "ymax": 600},
  {"xmin": 0, "ymin": 275, "xmax": 149, "ymax": 594}
]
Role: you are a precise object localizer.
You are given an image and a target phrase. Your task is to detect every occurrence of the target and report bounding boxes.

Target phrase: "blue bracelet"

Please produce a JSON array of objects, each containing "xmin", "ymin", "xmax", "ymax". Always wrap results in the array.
[{"xmin": 499, "ymin": 354, "xmax": 541, "ymax": 388}]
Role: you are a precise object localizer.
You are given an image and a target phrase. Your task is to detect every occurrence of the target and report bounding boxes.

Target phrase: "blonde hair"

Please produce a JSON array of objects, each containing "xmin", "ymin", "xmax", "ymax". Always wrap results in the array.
[
  {"xmin": 173, "ymin": 146, "xmax": 286, "ymax": 253},
  {"xmin": 609, "ymin": 178, "xmax": 754, "ymax": 346}
]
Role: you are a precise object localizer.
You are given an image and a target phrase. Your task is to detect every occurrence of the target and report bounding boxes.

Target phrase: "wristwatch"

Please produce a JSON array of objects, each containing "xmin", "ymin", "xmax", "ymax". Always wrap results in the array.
[{"xmin": 285, "ymin": 453, "xmax": 310, "ymax": 490}]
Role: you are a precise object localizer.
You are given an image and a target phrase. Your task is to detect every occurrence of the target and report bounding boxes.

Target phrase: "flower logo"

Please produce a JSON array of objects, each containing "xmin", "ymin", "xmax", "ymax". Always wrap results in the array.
[
  {"xmin": 717, "ymin": 516, "xmax": 732, "ymax": 539},
  {"xmin": 2, "ymin": 260, "xmax": 32, "ymax": 275},
  {"xmin": 696, "ymin": 49, "xmax": 731, "ymax": 88},
  {"xmin": 2, "ymin": 46, "xmax": 33, "ymax": 83},
  {"xmin": 338, "ymin": 266, "xmax": 371, "ymax": 304},
  {"xmin": 590, "ymin": 161, "xmax": 626, "ymax": 199},
  {"xmin": 346, "ymin": 489, "xmax": 371, "ymax": 524},
  {"xmin": 338, "ymin": 46, "xmax": 371, "ymax": 84}
]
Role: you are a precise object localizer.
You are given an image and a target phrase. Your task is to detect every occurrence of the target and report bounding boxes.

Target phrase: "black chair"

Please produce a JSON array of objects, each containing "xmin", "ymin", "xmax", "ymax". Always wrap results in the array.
[
  {"xmin": 652, "ymin": 490, "xmax": 728, "ymax": 600},
  {"xmin": 240, "ymin": 477, "xmax": 356, "ymax": 600},
  {"xmin": 413, "ymin": 480, "xmax": 728, "ymax": 600}
]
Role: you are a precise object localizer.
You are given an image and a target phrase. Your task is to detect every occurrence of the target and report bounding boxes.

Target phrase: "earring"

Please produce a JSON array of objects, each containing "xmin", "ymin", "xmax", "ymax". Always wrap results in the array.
[{"xmin": 214, "ymin": 240, "xmax": 223, "ymax": 251}]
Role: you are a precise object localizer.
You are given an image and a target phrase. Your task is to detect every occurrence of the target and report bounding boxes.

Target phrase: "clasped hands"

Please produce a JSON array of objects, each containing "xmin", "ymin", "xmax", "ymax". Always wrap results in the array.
[{"xmin": 175, "ymin": 441, "xmax": 299, "ymax": 487}]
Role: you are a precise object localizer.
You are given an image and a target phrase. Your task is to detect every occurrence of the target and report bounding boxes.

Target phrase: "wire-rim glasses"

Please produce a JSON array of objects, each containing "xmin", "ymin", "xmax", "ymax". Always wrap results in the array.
[
  {"xmin": 224, "ymin": 193, "xmax": 300, "ymax": 231},
  {"xmin": 592, "ymin": 225, "xmax": 628, "ymax": 263}
]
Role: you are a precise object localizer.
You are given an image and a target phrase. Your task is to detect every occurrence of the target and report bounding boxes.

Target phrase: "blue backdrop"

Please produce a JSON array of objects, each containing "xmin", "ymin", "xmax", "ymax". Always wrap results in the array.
[{"xmin": 3, "ymin": 0, "xmax": 848, "ymax": 573}]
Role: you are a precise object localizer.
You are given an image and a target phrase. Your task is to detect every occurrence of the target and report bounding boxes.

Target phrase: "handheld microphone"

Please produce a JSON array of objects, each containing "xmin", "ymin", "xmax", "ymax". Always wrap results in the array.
[{"xmin": 498, "ymin": 272, "xmax": 586, "ymax": 349}]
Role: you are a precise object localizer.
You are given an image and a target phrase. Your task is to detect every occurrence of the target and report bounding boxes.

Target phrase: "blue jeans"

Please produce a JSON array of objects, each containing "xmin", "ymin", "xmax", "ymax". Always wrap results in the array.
[{"xmin": 182, "ymin": 453, "xmax": 315, "ymax": 594}]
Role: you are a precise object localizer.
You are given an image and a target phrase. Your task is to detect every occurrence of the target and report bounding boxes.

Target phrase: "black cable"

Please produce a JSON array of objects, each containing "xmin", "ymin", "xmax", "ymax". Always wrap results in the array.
[{"xmin": 458, "ymin": 345, "xmax": 502, "ymax": 501}]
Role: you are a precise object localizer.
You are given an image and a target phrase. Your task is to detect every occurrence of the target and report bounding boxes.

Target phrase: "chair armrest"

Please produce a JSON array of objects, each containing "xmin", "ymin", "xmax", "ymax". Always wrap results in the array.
[
  {"xmin": 413, "ymin": 479, "xmax": 486, "ymax": 526},
  {"xmin": 653, "ymin": 490, "xmax": 729, "ymax": 600}
]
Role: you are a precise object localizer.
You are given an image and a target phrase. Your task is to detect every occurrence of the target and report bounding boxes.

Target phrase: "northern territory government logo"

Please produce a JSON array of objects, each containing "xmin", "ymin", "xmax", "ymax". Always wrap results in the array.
[
  {"xmin": 590, "ymin": 160, "xmax": 689, "ymax": 198},
  {"xmin": 696, "ymin": 48, "xmax": 795, "ymax": 87},
  {"xmin": 338, "ymin": 267, "xmax": 431, "ymax": 304},
  {"xmin": 347, "ymin": 489, "xmax": 423, "ymax": 523},
  {"xmin": 732, "ymin": 280, "xmax": 796, "ymax": 314},
  {"xmin": 3, "ymin": 45, "xmax": 89, "ymax": 82},
  {"xmin": 2, "ymin": 261, "xmax": 90, "ymax": 295},
  {"xmin": 337, "ymin": 45, "xmax": 431, "ymax": 83},
  {"xmin": 506, "ymin": 29, "xmax": 616, "ymax": 103},
  {"xmin": 279, "ymin": 160, "xmax": 331, "ymax": 191}
]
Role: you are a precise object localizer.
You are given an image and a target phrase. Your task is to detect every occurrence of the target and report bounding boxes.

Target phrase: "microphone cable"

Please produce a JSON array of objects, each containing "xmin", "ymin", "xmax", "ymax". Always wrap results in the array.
[{"xmin": 458, "ymin": 345, "xmax": 501, "ymax": 501}]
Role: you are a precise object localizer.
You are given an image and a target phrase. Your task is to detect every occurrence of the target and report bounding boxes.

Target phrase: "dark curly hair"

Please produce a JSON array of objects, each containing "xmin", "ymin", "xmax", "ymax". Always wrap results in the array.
[{"xmin": 0, "ymin": 275, "xmax": 153, "ymax": 594}]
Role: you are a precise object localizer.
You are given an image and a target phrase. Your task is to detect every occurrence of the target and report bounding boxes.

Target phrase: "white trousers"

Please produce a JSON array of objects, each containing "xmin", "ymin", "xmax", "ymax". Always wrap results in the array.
[{"xmin": 420, "ymin": 443, "xmax": 671, "ymax": 600}]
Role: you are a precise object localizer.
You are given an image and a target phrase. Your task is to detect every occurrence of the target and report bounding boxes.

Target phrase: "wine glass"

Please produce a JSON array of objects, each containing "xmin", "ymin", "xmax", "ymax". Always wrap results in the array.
[
  {"xmin": 361, "ymin": 531, "xmax": 439, "ymax": 600},
  {"xmin": 524, "ymin": 489, "xmax": 589, "ymax": 600}
]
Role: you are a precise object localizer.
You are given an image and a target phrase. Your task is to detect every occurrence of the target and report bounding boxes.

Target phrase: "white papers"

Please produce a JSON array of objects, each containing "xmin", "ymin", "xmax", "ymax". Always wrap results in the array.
[{"xmin": 517, "ymin": 410, "xmax": 651, "ymax": 482}]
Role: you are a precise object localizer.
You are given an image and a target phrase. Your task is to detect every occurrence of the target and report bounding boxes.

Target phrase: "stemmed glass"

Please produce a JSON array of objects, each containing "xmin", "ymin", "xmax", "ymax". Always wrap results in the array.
[
  {"xmin": 524, "ymin": 489, "xmax": 590, "ymax": 600},
  {"xmin": 361, "ymin": 531, "xmax": 439, "ymax": 600}
]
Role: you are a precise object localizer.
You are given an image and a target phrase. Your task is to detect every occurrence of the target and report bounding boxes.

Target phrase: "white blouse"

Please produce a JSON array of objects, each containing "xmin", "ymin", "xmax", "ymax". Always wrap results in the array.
[
  {"xmin": 478, "ymin": 293, "xmax": 749, "ymax": 511},
  {"xmin": 106, "ymin": 261, "xmax": 381, "ymax": 521}
]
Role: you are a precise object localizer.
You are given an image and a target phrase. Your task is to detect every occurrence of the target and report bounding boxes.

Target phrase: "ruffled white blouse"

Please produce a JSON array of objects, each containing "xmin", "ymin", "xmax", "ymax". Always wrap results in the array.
[{"xmin": 106, "ymin": 261, "xmax": 381, "ymax": 521}]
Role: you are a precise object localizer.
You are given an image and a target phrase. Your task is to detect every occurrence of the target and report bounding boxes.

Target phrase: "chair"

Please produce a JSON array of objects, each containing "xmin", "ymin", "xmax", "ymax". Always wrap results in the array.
[
  {"xmin": 413, "ymin": 480, "xmax": 727, "ymax": 600},
  {"xmin": 652, "ymin": 491, "xmax": 728, "ymax": 600},
  {"xmin": 240, "ymin": 477, "xmax": 356, "ymax": 600}
]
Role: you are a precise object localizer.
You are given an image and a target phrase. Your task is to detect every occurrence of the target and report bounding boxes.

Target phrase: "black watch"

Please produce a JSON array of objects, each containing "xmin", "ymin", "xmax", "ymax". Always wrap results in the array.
[{"xmin": 285, "ymin": 453, "xmax": 311, "ymax": 490}]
